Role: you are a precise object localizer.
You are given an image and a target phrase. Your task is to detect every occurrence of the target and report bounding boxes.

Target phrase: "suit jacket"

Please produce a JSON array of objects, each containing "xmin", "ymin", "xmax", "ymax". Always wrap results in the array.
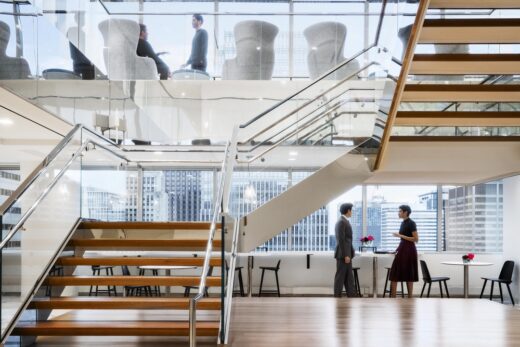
[{"xmin": 334, "ymin": 216, "xmax": 355, "ymax": 259}]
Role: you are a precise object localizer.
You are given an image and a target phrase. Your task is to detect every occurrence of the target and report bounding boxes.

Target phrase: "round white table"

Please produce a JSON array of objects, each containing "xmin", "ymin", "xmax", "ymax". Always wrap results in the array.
[{"xmin": 441, "ymin": 261, "xmax": 493, "ymax": 298}]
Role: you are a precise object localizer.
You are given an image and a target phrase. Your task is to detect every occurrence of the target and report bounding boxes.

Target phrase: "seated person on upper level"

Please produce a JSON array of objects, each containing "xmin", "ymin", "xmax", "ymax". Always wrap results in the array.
[
  {"xmin": 181, "ymin": 14, "xmax": 208, "ymax": 72},
  {"xmin": 136, "ymin": 24, "xmax": 170, "ymax": 80},
  {"xmin": 0, "ymin": 21, "xmax": 30, "ymax": 79}
]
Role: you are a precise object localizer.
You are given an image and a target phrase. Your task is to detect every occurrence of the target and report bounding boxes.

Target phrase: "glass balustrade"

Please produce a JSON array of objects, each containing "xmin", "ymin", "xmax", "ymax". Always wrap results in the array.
[{"xmin": 0, "ymin": 0, "xmax": 419, "ymax": 147}]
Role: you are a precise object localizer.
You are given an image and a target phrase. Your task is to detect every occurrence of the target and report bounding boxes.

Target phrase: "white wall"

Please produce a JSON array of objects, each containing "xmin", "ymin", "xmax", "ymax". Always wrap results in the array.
[
  {"xmin": 503, "ymin": 175, "xmax": 520, "ymax": 304},
  {"xmin": 240, "ymin": 252, "xmax": 504, "ymax": 298}
]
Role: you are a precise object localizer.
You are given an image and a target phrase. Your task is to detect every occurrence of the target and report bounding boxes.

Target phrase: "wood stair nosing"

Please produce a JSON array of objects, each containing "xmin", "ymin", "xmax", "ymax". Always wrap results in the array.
[
  {"xmin": 12, "ymin": 321, "xmax": 220, "ymax": 337},
  {"xmin": 44, "ymin": 276, "xmax": 222, "ymax": 287},
  {"xmin": 429, "ymin": 0, "xmax": 520, "ymax": 9},
  {"xmin": 402, "ymin": 84, "xmax": 520, "ymax": 103},
  {"xmin": 56, "ymin": 256, "xmax": 222, "ymax": 267},
  {"xmin": 78, "ymin": 221, "xmax": 221, "ymax": 230},
  {"xmin": 420, "ymin": 19, "xmax": 520, "ymax": 44},
  {"xmin": 410, "ymin": 54, "xmax": 520, "ymax": 75},
  {"xmin": 67, "ymin": 239, "xmax": 222, "ymax": 248},
  {"xmin": 28, "ymin": 297, "xmax": 221, "ymax": 310},
  {"xmin": 394, "ymin": 111, "xmax": 520, "ymax": 126}
]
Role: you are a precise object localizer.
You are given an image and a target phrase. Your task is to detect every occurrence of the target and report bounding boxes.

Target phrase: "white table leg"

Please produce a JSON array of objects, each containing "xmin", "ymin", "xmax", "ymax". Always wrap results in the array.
[
  {"xmin": 464, "ymin": 265, "xmax": 469, "ymax": 299},
  {"xmin": 373, "ymin": 257, "xmax": 378, "ymax": 298},
  {"xmin": 247, "ymin": 256, "xmax": 253, "ymax": 298}
]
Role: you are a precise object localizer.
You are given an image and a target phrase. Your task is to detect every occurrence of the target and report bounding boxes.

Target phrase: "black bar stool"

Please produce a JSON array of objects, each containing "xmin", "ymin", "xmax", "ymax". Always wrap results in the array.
[
  {"xmin": 259, "ymin": 260, "xmax": 281, "ymax": 297},
  {"xmin": 139, "ymin": 268, "xmax": 161, "ymax": 296},
  {"xmin": 420, "ymin": 260, "xmax": 450, "ymax": 298},
  {"xmin": 89, "ymin": 265, "xmax": 117, "ymax": 296},
  {"xmin": 352, "ymin": 267, "xmax": 362, "ymax": 297},
  {"xmin": 383, "ymin": 267, "xmax": 405, "ymax": 298},
  {"xmin": 121, "ymin": 265, "xmax": 152, "ymax": 297},
  {"xmin": 184, "ymin": 266, "xmax": 213, "ymax": 297},
  {"xmin": 45, "ymin": 265, "xmax": 64, "ymax": 296},
  {"xmin": 226, "ymin": 260, "xmax": 245, "ymax": 297}
]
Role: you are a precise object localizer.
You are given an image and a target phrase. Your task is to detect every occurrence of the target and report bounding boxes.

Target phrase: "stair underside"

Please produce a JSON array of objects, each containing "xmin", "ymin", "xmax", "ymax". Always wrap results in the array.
[
  {"xmin": 29, "ymin": 297, "xmax": 220, "ymax": 310},
  {"xmin": 44, "ymin": 276, "xmax": 221, "ymax": 287},
  {"xmin": 56, "ymin": 256, "xmax": 222, "ymax": 267},
  {"xmin": 12, "ymin": 321, "xmax": 219, "ymax": 337}
]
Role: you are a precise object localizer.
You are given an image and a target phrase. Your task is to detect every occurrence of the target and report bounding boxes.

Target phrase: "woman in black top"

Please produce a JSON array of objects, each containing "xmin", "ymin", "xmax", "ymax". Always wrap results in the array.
[{"xmin": 389, "ymin": 205, "xmax": 419, "ymax": 298}]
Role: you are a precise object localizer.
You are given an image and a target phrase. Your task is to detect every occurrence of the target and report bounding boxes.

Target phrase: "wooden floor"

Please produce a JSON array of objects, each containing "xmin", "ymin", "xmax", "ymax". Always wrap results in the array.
[{"xmin": 20, "ymin": 297, "xmax": 520, "ymax": 346}]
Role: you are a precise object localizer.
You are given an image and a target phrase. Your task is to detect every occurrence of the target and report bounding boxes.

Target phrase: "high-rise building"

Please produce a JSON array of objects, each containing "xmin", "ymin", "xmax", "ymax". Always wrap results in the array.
[
  {"xmin": 445, "ymin": 182, "xmax": 503, "ymax": 252},
  {"xmin": 380, "ymin": 203, "xmax": 437, "ymax": 252},
  {"xmin": 86, "ymin": 188, "xmax": 127, "ymax": 221},
  {"xmin": 0, "ymin": 167, "xmax": 21, "ymax": 247},
  {"xmin": 164, "ymin": 171, "xmax": 212, "ymax": 222}
]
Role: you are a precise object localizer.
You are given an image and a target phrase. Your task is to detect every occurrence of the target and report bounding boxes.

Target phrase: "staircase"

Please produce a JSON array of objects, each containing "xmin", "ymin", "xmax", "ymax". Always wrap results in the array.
[
  {"xmin": 11, "ymin": 221, "xmax": 224, "ymax": 343},
  {"xmin": 375, "ymin": 0, "xmax": 520, "ymax": 171}
]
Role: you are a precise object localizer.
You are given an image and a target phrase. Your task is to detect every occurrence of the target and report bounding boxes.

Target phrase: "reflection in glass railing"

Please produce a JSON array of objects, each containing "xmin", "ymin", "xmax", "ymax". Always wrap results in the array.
[{"xmin": 0, "ymin": 0, "xmax": 418, "ymax": 147}]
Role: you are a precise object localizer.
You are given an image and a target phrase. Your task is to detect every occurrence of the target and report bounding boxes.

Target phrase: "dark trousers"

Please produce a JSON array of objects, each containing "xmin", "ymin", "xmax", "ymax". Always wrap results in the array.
[
  {"xmin": 192, "ymin": 64, "xmax": 207, "ymax": 72},
  {"xmin": 334, "ymin": 258, "xmax": 356, "ymax": 297}
]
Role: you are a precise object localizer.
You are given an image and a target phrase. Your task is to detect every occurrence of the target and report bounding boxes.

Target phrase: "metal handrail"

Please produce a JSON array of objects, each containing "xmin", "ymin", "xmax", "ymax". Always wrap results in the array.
[
  {"xmin": 242, "ymin": 61, "xmax": 382, "ymax": 147},
  {"xmin": 189, "ymin": 129, "xmax": 237, "ymax": 347},
  {"xmin": 0, "ymin": 124, "xmax": 129, "ymax": 217},
  {"xmin": 222, "ymin": 220, "xmax": 240, "ymax": 344},
  {"xmin": 239, "ymin": 44, "xmax": 377, "ymax": 130}
]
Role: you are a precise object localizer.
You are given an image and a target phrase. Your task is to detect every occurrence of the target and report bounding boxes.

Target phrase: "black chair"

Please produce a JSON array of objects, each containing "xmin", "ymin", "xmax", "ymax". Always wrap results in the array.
[
  {"xmin": 139, "ymin": 268, "xmax": 161, "ymax": 296},
  {"xmin": 259, "ymin": 260, "xmax": 281, "ymax": 297},
  {"xmin": 420, "ymin": 260, "xmax": 450, "ymax": 298},
  {"xmin": 383, "ymin": 267, "xmax": 406, "ymax": 298},
  {"xmin": 121, "ymin": 265, "xmax": 152, "ymax": 297},
  {"xmin": 89, "ymin": 265, "xmax": 117, "ymax": 296},
  {"xmin": 45, "ymin": 265, "xmax": 64, "ymax": 296},
  {"xmin": 226, "ymin": 260, "xmax": 245, "ymax": 297},
  {"xmin": 480, "ymin": 260, "xmax": 515, "ymax": 305},
  {"xmin": 184, "ymin": 266, "xmax": 213, "ymax": 297},
  {"xmin": 352, "ymin": 267, "xmax": 362, "ymax": 297}
]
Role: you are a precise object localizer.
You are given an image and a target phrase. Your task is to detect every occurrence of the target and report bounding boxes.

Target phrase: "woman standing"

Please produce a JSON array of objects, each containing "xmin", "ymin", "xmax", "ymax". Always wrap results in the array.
[{"xmin": 389, "ymin": 205, "xmax": 419, "ymax": 298}]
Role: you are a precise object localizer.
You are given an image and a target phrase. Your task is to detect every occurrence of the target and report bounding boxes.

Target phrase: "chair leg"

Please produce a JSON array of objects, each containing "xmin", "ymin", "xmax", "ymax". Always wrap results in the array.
[
  {"xmin": 427, "ymin": 283, "xmax": 431, "ymax": 298},
  {"xmin": 444, "ymin": 280, "xmax": 450, "ymax": 298},
  {"xmin": 400, "ymin": 282, "xmax": 404, "ymax": 298},
  {"xmin": 275, "ymin": 270, "xmax": 281, "ymax": 297},
  {"xmin": 259, "ymin": 269, "xmax": 265, "ymax": 297},
  {"xmin": 490, "ymin": 281, "xmax": 495, "ymax": 301},
  {"xmin": 354, "ymin": 271, "xmax": 361, "ymax": 297},
  {"xmin": 439, "ymin": 281, "xmax": 444, "ymax": 298},
  {"xmin": 506, "ymin": 284, "xmax": 515, "ymax": 306},
  {"xmin": 420, "ymin": 282, "xmax": 426, "ymax": 298},
  {"xmin": 383, "ymin": 269, "xmax": 390, "ymax": 298},
  {"xmin": 498, "ymin": 283, "xmax": 504, "ymax": 303},
  {"xmin": 238, "ymin": 269, "xmax": 245, "ymax": 297},
  {"xmin": 480, "ymin": 279, "xmax": 488, "ymax": 298}
]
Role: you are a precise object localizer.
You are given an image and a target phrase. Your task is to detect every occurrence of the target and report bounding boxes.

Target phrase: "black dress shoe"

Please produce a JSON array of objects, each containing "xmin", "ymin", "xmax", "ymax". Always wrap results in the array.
[{"xmin": 333, "ymin": 294, "xmax": 342, "ymax": 298}]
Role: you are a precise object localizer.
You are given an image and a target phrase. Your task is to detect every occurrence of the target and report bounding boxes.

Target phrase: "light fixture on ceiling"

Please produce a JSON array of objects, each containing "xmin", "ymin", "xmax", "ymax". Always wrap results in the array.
[
  {"xmin": 154, "ymin": 151, "xmax": 163, "ymax": 155},
  {"xmin": 288, "ymin": 158, "xmax": 297, "ymax": 161},
  {"xmin": 0, "ymin": 118, "xmax": 13, "ymax": 126},
  {"xmin": 181, "ymin": 92, "xmax": 186, "ymax": 97},
  {"xmin": 289, "ymin": 151, "xmax": 298, "ymax": 156},
  {"xmin": 256, "ymin": 46, "xmax": 261, "ymax": 51},
  {"xmin": 311, "ymin": 46, "xmax": 317, "ymax": 51}
]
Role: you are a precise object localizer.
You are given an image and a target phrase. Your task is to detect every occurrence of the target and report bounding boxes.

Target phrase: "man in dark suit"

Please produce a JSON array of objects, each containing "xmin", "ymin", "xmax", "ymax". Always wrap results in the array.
[
  {"xmin": 137, "ymin": 24, "xmax": 170, "ymax": 80},
  {"xmin": 334, "ymin": 203, "xmax": 357, "ymax": 297}
]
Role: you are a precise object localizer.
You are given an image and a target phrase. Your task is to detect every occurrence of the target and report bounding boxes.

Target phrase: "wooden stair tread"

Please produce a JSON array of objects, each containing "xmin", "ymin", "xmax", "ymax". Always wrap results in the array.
[
  {"xmin": 28, "ymin": 297, "xmax": 220, "ymax": 310},
  {"xmin": 56, "ymin": 256, "xmax": 222, "ymax": 267},
  {"xmin": 395, "ymin": 111, "xmax": 520, "ymax": 126},
  {"xmin": 44, "ymin": 276, "xmax": 221, "ymax": 287},
  {"xmin": 12, "ymin": 321, "xmax": 219, "ymax": 336},
  {"xmin": 410, "ymin": 54, "xmax": 520, "ymax": 75},
  {"xmin": 68, "ymin": 239, "xmax": 221, "ymax": 248},
  {"xmin": 402, "ymin": 84, "xmax": 520, "ymax": 102},
  {"xmin": 429, "ymin": 0, "xmax": 520, "ymax": 9},
  {"xmin": 390, "ymin": 135, "xmax": 520, "ymax": 142},
  {"xmin": 79, "ymin": 221, "xmax": 221, "ymax": 230},
  {"xmin": 420, "ymin": 19, "xmax": 520, "ymax": 44}
]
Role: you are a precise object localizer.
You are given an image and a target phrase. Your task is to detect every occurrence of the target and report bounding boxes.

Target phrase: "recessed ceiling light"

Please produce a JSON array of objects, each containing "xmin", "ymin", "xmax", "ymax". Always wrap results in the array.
[
  {"xmin": 154, "ymin": 151, "xmax": 163, "ymax": 155},
  {"xmin": 256, "ymin": 46, "xmax": 261, "ymax": 51},
  {"xmin": 311, "ymin": 46, "xmax": 317, "ymax": 51},
  {"xmin": 288, "ymin": 158, "xmax": 297, "ymax": 161},
  {"xmin": 0, "ymin": 118, "xmax": 13, "ymax": 126},
  {"xmin": 181, "ymin": 92, "xmax": 186, "ymax": 97},
  {"xmin": 289, "ymin": 151, "xmax": 298, "ymax": 156},
  {"xmin": 364, "ymin": 157, "xmax": 369, "ymax": 161}
]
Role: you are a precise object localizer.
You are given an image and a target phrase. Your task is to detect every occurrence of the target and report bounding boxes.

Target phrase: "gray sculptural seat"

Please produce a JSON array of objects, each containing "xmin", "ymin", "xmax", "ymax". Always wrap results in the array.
[
  {"xmin": 98, "ymin": 19, "xmax": 158, "ymax": 80},
  {"xmin": 303, "ymin": 22, "xmax": 359, "ymax": 80},
  {"xmin": 0, "ymin": 21, "xmax": 31, "ymax": 79},
  {"xmin": 222, "ymin": 20, "xmax": 278, "ymax": 80}
]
